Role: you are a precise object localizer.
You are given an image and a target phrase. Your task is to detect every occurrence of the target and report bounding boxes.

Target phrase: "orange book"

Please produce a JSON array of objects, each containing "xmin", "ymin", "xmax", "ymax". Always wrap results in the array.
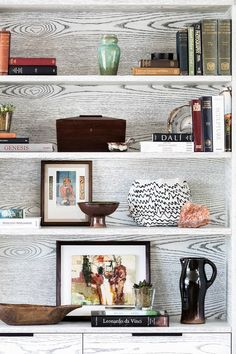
[
  {"xmin": 131, "ymin": 67, "xmax": 180, "ymax": 75},
  {"xmin": 0, "ymin": 132, "xmax": 16, "ymax": 138},
  {"xmin": 0, "ymin": 30, "xmax": 11, "ymax": 75}
]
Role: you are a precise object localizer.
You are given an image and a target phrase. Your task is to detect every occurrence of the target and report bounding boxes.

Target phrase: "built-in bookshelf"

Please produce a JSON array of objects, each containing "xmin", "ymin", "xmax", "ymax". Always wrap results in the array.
[{"xmin": 0, "ymin": 0, "xmax": 234, "ymax": 353}]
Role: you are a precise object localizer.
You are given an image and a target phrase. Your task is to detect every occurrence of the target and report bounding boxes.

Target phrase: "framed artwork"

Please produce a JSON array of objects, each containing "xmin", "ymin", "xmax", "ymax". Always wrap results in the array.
[
  {"xmin": 56, "ymin": 241, "xmax": 150, "ymax": 319},
  {"xmin": 41, "ymin": 161, "xmax": 92, "ymax": 226}
]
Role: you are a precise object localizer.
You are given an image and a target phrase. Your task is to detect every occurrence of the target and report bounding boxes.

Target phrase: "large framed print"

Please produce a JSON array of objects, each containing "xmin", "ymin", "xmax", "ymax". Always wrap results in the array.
[
  {"xmin": 56, "ymin": 241, "xmax": 150, "ymax": 320},
  {"xmin": 41, "ymin": 161, "xmax": 92, "ymax": 226}
]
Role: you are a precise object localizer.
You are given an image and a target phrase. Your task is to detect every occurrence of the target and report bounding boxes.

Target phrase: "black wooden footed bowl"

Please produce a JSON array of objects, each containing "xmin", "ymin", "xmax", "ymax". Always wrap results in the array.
[
  {"xmin": 0, "ymin": 304, "xmax": 82, "ymax": 325},
  {"xmin": 78, "ymin": 201, "xmax": 119, "ymax": 227}
]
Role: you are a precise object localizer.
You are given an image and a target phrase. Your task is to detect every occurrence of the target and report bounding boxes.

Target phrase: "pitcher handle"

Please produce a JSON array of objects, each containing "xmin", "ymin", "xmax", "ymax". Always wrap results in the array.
[{"xmin": 204, "ymin": 259, "xmax": 217, "ymax": 289}]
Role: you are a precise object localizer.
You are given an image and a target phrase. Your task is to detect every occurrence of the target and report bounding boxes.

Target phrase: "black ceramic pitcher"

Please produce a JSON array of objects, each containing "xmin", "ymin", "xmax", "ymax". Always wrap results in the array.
[{"xmin": 179, "ymin": 257, "xmax": 217, "ymax": 324}]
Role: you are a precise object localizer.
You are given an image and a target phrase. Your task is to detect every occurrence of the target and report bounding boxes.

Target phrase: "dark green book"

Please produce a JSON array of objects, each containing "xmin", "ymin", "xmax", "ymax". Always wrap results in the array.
[
  {"xmin": 202, "ymin": 19, "xmax": 218, "ymax": 75},
  {"xmin": 201, "ymin": 96, "xmax": 213, "ymax": 152},
  {"xmin": 188, "ymin": 26, "xmax": 195, "ymax": 75},
  {"xmin": 217, "ymin": 19, "xmax": 231, "ymax": 75},
  {"xmin": 176, "ymin": 30, "xmax": 188, "ymax": 75}
]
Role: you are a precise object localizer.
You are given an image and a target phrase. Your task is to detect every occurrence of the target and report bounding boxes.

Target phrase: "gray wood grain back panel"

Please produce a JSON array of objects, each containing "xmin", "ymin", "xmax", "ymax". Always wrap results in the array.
[
  {"xmin": 0, "ymin": 9, "xmax": 230, "ymax": 75},
  {"xmin": 0, "ymin": 158, "xmax": 227, "ymax": 226},
  {"xmin": 0, "ymin": 234, "xmax": 226, "ymax": 319},
  {"xmin": 0, "ymin": 83, "xmax": 226, "ymax": 145}
]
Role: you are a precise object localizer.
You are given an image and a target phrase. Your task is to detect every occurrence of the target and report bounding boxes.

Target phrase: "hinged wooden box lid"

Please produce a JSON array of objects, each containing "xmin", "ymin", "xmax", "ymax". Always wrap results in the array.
[{"xmin": 56, "ymin": 115, "xmax": 126, "ymax": 152}]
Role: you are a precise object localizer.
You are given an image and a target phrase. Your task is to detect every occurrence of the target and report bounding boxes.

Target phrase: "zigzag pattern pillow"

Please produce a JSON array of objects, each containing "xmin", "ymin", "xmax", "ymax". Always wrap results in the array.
[{"xmin": 127, "ymin": 179, "xmax": 191, "ymax": 226}]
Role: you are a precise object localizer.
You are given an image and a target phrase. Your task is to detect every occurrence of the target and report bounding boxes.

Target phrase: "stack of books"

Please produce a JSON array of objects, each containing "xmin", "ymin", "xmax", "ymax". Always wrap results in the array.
[
  {"xmin": 0, "ymin": 29, "xmax": 57, "ymax": 75},
  {"xmin": 176, "ymin": 19, "xmax": 231, "ymax": 75},
  {"xmin": 132, "ymin": 53, "xmax": 180, "ymax": 76},
  {"xmin": 0, "ymin": 132, "xmax": 55, "ymax": 152},
  {"xmin": 91, "ymin": 308, "xmax": 169, "ymax": 327},
  {"xmin": 0, "ymin": 208, "xmax": 41, "ymax": 229},
  {"xmin": 140, "ymin": 89, "xmax": 232, "ymax": 153}
]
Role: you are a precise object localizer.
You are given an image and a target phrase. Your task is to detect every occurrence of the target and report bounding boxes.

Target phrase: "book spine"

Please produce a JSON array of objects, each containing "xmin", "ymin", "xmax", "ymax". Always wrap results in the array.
[
  {"xmin": 220, "ymin": 88, "xmax": 232, "ymax": 152},
  {"xmin": 194, "ymin": 23, "xmax": 203, "ymax": 75},
  {"xmin": 212, "ymin": 95, "xmax": 224, "ymax": 152},
  {"xmin": 217, "ymin": 19, "xmax": 231, "ymax": 75},
  {"xmin": 188, "ymin": 26, "xmax": 195, "ymax": 75},
  {"xmin": 0, "ymin": 144, "xmax": 54, "ymax": 152},
  {"xmin": 191, "ymin": 99, "xmax": 204, "ymax": 152},
  {"xmin": 201, "ymin": 96, "xmax": 213, "ymax": 152},
  {"xmin": 0, "ymin": 208, "xmax": 25, "ymax": 219},
  {"xmin": 0, "ymin": 138, "xmax": 29, "ymax": 143},
  {"xmin": 139, "ymin": 59, "xmax": 179, "ymax": 68},
  {"xmin": 131, "ymin": 67, "xmax": 180, "ymax": 75},
  {"xmin": 9, "ymin": 57, "xmax": 56, "ymax": 66},
  {"xmin": 140, "ymin": 141, "xmax": 194, "ymax": 152},
  {"xmin": 0, "ymin": 132, "xmax": 16, "ymax": 138},
  {"xmin": 8, "ymin": 65, "xmax": 57, "ymax": 75},
  {"xmin": 0, "ymin": 219, "xmax": 41, "ymax": 228},
  {"xmin": 176, "ymin": 30, "xmax": 188, "ymax": 75},
  {"xmin": 202, "ymin": 19, "xmax": 218, "ymax": 75},
  {"xmin": 91, "ymin": 315, "xmax": 169, "ymax": 327},
  {"xmin": 0, "ymin": 30, "xmax": 11, "ymax": 75},
  {"xmin": 152, "ymin": 133, "xmax": 193, "ymax": 142}
]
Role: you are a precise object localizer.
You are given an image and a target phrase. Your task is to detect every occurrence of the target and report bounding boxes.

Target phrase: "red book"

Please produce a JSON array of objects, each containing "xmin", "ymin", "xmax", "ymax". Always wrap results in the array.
[
  {"xmin": 0, "ymin": 30, "xmax": 11, "ymax": 75},
  {"xmin": 191, "ymin": 99, "xmax": 204, "ymax": 152},
  {"xmin": 0, "ymin": 132, "xmax": 16, "ymax": 138},
  {"xmin": 9, "ymin": 57, "xmax": 56, "ymax": 66}
]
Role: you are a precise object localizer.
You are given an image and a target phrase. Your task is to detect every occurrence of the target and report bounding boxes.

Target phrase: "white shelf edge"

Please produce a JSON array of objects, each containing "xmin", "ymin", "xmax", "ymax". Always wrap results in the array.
[
  {"xmin": 0, "ymin": 319, "xmax": 231, "ymax": 334},
  {"xmin": 0, "ymin": 152, "xmax": 231, "ymax": 159},
  {"xmin": 0, "ymin": 75, "xmax": 232, "ymax": 85},
  {"xmin": 0, "ymin": 226, "xmax": 230, "ymax": 236}
]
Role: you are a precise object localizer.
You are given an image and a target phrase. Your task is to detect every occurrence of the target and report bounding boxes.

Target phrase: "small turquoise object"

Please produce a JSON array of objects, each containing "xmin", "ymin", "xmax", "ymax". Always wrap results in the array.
[{"xmin": 98, "ymin": 34, "xmax": 120, "ymax": 75}]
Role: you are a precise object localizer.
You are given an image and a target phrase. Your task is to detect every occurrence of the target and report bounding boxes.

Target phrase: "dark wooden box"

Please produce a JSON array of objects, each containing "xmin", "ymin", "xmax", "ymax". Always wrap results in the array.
[{"xmin": 56, "ymin": 115, "xmax": 126, "ymax": 152}]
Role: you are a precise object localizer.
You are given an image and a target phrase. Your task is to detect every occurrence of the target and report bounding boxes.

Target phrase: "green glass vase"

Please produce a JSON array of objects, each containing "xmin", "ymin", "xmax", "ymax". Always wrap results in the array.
[{"xmin": 98, "ymin": 34, "xmax": 120, "ymax": 75}]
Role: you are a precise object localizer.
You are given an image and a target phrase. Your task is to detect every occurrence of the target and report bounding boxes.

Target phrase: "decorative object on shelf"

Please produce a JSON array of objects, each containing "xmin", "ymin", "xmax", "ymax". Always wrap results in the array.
[
  {"xmin": 78, "ymin": 201, "xmax": 119, "ymax": 228},
  {"xmin": 0, "ymin": 303, "xmax": 82, "ymax": 325},
  {"xmin": 56, "ymin": 241, "xmax": 150, "ymax": 319},
  {"xmin": 127, "ymin": 179, "xmax": 191, "ymax": 226},
  {"xmin": 180, "ymin": 257, "xmax": 217, "ymax": 324},
  {"xmin": 0, "ymin": 104, "xmax": 15, "ymax": 132},
  {"xmin": 41, "ymin": 160, "xmax": 92, "ymax": 226},
  {"xmin": 178, "ymin": 201, "xmax": 210, "ymax": 228},
  {"xmin": 56, "ymin": 115, "xmax": 126, "ymax": 152},
  {"xmin": 98, "ymin": 34, "xmax": 120, "ymax": 75},
  {"xmin": 133, "ymin": 280, "xmax": 155, "ymax": 310},
  {"xmin": 107, "ymin": 138, "xmax": 135, "ymax": 152},
  {"xmin": 167, "ymin": 104, "xmax": 192, "ymax": 134}
]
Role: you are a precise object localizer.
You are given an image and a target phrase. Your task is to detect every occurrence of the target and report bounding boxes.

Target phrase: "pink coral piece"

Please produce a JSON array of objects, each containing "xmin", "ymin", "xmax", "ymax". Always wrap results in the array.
[{"xmin": 178, "ymin": 201, "xmax": 210, "ymax": 228}]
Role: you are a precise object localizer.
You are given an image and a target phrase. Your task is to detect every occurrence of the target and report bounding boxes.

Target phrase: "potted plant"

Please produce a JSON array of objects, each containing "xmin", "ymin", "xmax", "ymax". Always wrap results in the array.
[
  {"xmin": 133, "ymin": 280, "xmax": 155, "ymax": 309},
  {"xmin": 0, "ymin": 104, "xmax": 15, "ymax": 132}
]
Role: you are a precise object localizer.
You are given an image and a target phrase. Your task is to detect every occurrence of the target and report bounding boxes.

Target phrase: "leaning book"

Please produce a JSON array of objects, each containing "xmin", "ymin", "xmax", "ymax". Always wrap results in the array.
[{"xmin": 91, "ymin": 310, "xmax": 169, "ymax": 327}]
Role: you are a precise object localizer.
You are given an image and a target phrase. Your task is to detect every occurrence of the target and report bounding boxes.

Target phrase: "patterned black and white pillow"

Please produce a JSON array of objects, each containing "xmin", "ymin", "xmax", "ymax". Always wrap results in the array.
[{"xmin": 127, "ymin": 179, "xmax": 191, "ymax": 226}]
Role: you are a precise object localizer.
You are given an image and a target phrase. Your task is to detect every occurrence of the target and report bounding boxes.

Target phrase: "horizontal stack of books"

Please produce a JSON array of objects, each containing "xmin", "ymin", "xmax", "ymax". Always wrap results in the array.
[
  {"xmin": 0, "ymin": 29, "xmax": 57, "ymax": 75},
  {"xmin": 0, "ymin": 132, "xmax": 55, "ymax": 152},
  {"xmin": 176, "ymin": 19, "xmax": 231, "ymax": 76},
  {"xmin": 0, "ymin": 208, "xmax": 41, "ymax": 229},
  {"xmin": 140, "ymin": 88, "xmax": 232, "ymax": 153},
  {"xmin": 132, "ymin": 53, "xmax": 180, "ymax": 76},
  {"xmin": 91, "ymin": 308, "xmax": 169, "ymax": 327}
]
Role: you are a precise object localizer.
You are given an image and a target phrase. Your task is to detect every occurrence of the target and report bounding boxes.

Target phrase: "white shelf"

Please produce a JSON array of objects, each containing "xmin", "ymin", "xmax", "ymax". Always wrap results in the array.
[
  {"xmin": 0, "ymin": 152, "xmax": 231, "ymax": 160},
  {"xmin": 0, "ymin": 0, "xmax": 233, "ymax": 9},
  {"xmin": 0, "ymin": 75, "xmax": 232, "ymax": 85},
  {"xmin": 0, "ymin": 226, "xmax": 230, "ymax": 236},
  {"xmin": 0, "ymin": 319, "xmax": 230, "ymax": 334}
]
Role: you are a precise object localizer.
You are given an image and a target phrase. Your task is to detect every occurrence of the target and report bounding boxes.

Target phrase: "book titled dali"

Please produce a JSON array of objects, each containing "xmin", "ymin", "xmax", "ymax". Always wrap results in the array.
[
  {"xmin": 91, "ymin": 310, "xmax": 169, "ymax": 327},
  {"xmin": 152, "ymin": 133, "xmax": 193, "ymax": 142}
]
